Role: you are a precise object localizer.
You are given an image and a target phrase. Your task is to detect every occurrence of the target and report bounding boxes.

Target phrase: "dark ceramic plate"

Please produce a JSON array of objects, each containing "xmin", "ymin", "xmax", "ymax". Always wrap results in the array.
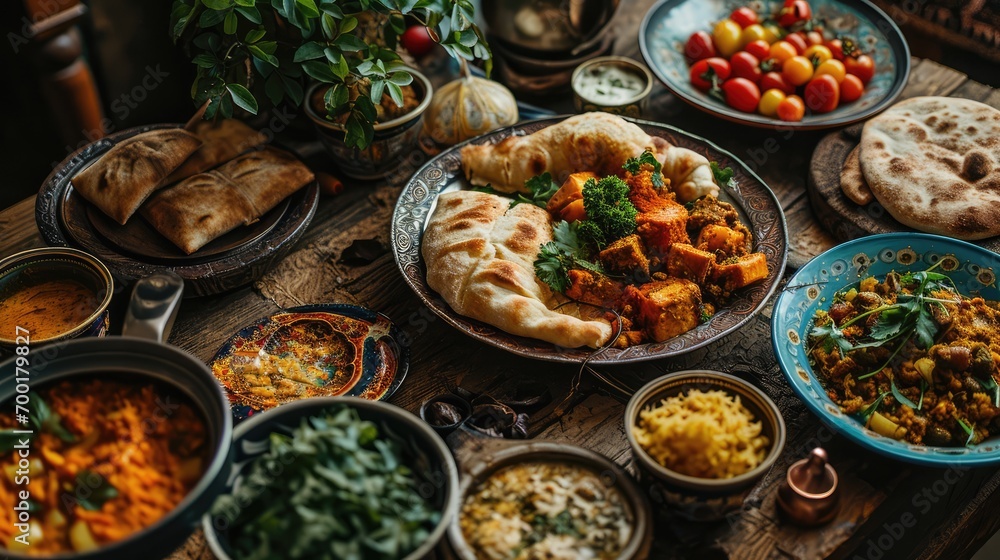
[
  {"xmin": 391, "ymin": 116, "xmax": 788, "ymax": 364},
  {"xmin": 82, "ymin": 194, "xmax": 289, "ymax": 263},
  {"xmin": 639, "ymin": 0, "xmax": 910, "ymax": 130},
  {"xmin": 208, "ymin": 304, "xmax": 408, "ymax": 422},
  {"xmin": 35, "ymin": 124, "xmax": 319, "ymax": 297}
]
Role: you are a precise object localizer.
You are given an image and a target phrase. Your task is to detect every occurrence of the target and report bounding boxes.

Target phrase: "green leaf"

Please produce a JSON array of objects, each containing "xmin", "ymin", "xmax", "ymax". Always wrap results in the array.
[
  {"xmin": 226, "ymin": 83, "xmax": 259, "ymax": 114},
  {"xmin": 295, "ymin": 0, "xmax": 320, "ymax": 18},
  {"xmin": 369, "ymin": 79, "xmax": 386, "ymax": 104},
  {"xmin": 456, "ymin": 28, "xmax": 478, "ymax": 47},
  {"xmin": 512, "ymin": 172, "xmax": 560, "ymax": 209},
  {"xmin": 248, "ymin": 45, "xmax": 279, "ymax": 66},
  {"xmin": 302, "ymin": 60, "xmax": 338, "ymax": 82},
  {"xmin": 192, "ymin": 53, "xmax": 218, "ymax": 68},
  {"xmin": 353, "ymin": 95, "xmax": 377, "ymax": 122},
  {"xmin": 294, "ymin": 41, "xmax": 326, "ymax": 62},
  {"xmin": 344, "ymin": 112, "xmax": 374, "ymax": 150},
  {"xmin": 890, "ymin": 378, "xmax": 918, "ymax": 409},
  {"xmin": 75, "ymin": 471, "xmax": 118, "ymax": 511},
  {"xmin": 202, "ymin": 0, "xmax": 233, "ymax": 9},
  {"xmin": 859, "ymin": 391, "xmax": 890, "ymax": 423},
  {"xmin": 235, "ymin": 5, "xmax": 262, "ymax": 23},
  {"xmin": 319, "ymin": 1, "xmax": 343, "ymax": 18},
  {"xmin": 386, "ymin": 81, "xmax": 404, "ymax": 106},
  {"xmin": 234, "ymin": 0, "xmax": 255, "ymax": 6},
  {"xmin": 223, "ymin": 11, "xmax": 238, "ymax": 34},
  {"xmin": 245, "ymin": 28, "xmax": 266, "ymax": 43},
  {"xmin": 710, "ymin": 161, "xmax": 736, "ymax": 187},
  {"xmin": 334, "ymin": 34, "xmax": 366, "ymax": 52},
  {"xmin": 339, "ymin": 15, "xmax": 358, "ymax": 34},
  {"xmin": 281, "ymin": 75, "xmax": 304, "ymax": 105},
  {"xmin": 265, "ymin": 73, "xmax": 286, "ymax": 106},
  {"xmin": 199, "ymin": 8, "xmax": 228, "ymax": 27},
  {"xmin": 387, "ymin": 71, "xmax": 413, "ymax": 86},
  {"xmin": 976, "ymin": 375, "xmax": 1000, "ymax": 408}
]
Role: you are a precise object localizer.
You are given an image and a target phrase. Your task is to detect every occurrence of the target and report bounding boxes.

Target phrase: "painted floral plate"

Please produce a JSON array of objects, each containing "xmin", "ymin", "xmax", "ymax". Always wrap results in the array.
[
  {"xmin": 639, "ymin": 0, "xmax": 910, "ymax": 129},
  {"xmin": 209, "ymin": 304, "xmax": 408, "ymax": 421},
  {"xmin": 773, "ymin": 233, "xmax": 1000, "ymax": 466}
]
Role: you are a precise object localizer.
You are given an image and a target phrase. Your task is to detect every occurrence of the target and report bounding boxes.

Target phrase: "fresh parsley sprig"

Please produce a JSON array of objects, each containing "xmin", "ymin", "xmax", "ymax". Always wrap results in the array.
[
  {"xmin": 534, "ymin": 221, "xmax": 605, "ymax": 293},
  {"xmin": 623, "ymin": 150, "xmax": 664, "ymax": 188}
]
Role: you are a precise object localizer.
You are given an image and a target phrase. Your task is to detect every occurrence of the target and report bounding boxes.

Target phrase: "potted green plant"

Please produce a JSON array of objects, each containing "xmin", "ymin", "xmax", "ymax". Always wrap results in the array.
[{"xmin": 169, "ymin": 0, "xmax": 491, "ymax": 178}]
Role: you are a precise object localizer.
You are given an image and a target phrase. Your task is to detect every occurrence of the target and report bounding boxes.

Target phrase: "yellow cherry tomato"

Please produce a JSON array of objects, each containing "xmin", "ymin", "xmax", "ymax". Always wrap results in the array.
[
  {"xmin": 739, "ymin": 24, "xmax": 768, "ymax": 48},
  {"xmin": 762, "ymin": 23, "xmax": 782, "ymax": 44},
  {"xmin": 758, "ymin": 88, "xmax": 786, "ymax": 117},
  {"xmin": 769, "ymin": 41, "xmax": 798, "ymax": 63},
  {"xmin": 814, "ymin": 59, "xmax": 847, "ymax": 83},
  {"xmin": 713, "ymin": 19, "xmax": 743, "ymax": 57},
  {"xmin": 782, "ymin": 55, "xmax": 814, "ymax": 86},
  {"xmin": 803, "ymin": 44, "xmax": 833, "ymax": 65}
]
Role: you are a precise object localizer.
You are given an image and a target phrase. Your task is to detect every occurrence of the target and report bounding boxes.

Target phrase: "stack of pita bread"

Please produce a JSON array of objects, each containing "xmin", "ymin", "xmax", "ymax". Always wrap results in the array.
[
  {"xmin": 840, "ymin": 96, "xmax": 1000, "ymax": 241},
  {"xmin": 71, "ymin": 118, "xmax": 314, "ymax": 254}
]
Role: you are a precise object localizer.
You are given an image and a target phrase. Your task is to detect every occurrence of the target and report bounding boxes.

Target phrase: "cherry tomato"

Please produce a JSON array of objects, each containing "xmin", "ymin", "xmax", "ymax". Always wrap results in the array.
[
  {"xmin": 777, "ymin": 94, "xmax": 806, "ymax": 121},
  {"xmin": 825, "ymin": 38, "xmax": 845, "ymax": 60},
  {"xmin": 782, "ymin": 56, "xmax": 814, "ymax": 86},
  {"xmin": 804, "ymin": 74, "xmax": 840, "ymax": 113},
  {"xmin": 814, "ymin": 59, "xmax": 846, "ymax": 83},
  {"xmin": 744, "ymin": 40, "xmax": 771, "ymax": 61},
  {"xmin": 730, "ymin": 52, "xmax": 762, "ymax": 83},
  {"xmin": 713, "ymin": 19, "xmax": 743, "ymax": 57},
  {"xmin": 689, "ymin": 57, "xmax": 731, "ymax": 90},
  {"xmin": 400, "ymin": 25, "xmax": 435, "ymax": 57},
  {"xmin": 840, "ymin": 73, "xmax": 864, "ymax": 102},
  {"xmin": 740, "ymin": 24, "xmax": 769, "ymax": 48},
  {"xmin": 845, "ymin": 54, "xmax": 875, "ymax": 84},
  {"xmin": 722, "ymin": 77, "xmax": 761, "ymax": 113},
  {"xmin": 805, "ymin": 31, "xmax": 824, "ymax": 46},
  {"xmin": 804, "ymin": 44, "xmax": 833, "ymax": 66},
  {"xmin": 761, "ymin": 71, "xmax": 794, "ymax": 94},
  {"xmin": 779, "ymin": 0, "xmax": 812, "ymax": 28},
  {"xmin": 762, "ymin": 22, "xmax": 783, "ymax": 44},
  {"xmin": 685, "ymin": 31, "xmax": 717, "ymax": 62},
  {"xmin": 784, "ymin": 33, "xmax": 808, "ymax": 55},
  {"xmin": 769, "ymin": 41, "xmax": 798, "ymax": 63},
  {"xmin": 730, "ymin": 7, "xmax": 758, "ymax": 28},
  {"xmin": 758, "ymin": 88, "xmax": 786, "ymax": 117}
]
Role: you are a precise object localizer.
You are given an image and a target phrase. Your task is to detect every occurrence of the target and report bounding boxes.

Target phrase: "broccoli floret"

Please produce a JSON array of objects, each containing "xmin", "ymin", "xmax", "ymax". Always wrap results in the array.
[{"xmin": 578, "ymin": 176, "xmax": 638, "ymax": 249}]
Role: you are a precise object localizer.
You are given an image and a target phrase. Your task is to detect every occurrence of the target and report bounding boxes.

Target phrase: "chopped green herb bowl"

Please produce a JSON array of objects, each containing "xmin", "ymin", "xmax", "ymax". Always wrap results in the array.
[
  {"xmin": 202, "ymin": 397, "xmax": 460, "ymax": 560},
  {"xmin": 773, "ymin": 233, "xmax": 1000, "ymax": 466}
]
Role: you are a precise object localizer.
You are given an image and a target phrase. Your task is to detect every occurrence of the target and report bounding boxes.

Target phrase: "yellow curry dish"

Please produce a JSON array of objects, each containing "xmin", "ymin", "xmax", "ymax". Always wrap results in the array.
[
  {"xmin": 0, "ymin": 378, "xmax": 208, "ymax": 555},
  {"xmin": 808, "ymin": 266, "xmax": 1000, "ymax": 447}
]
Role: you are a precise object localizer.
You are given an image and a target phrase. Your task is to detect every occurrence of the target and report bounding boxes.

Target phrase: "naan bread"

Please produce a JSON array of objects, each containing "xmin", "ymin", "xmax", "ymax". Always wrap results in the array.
[
  {"xmin": 72, "ymin": 129, "xmax": 202, "ymax": 224},
  {"xmin": 422, "ymin": 191, "xmax": 612, "ymax": 349},
  {"xmin": 460, "ymin": 112, "xmax": 719, "ymax": 201},
  {"xmin": 859, "ymin": 96, "xmax": 1000, "ymax": 240},
  {"xmin": 840, "ymin": 146, "xmax": 874, "ymax": 205},
  {"xmin": 141, "ymin": 147, "xmax": 314, "ymax": 254},
  {"xmin": 162, "ymin": 119, "xmax": 268, "ymax": 185}
]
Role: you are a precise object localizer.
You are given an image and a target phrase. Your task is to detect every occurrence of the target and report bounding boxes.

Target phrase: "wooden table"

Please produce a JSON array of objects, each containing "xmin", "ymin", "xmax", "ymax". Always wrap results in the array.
[{"xmin": 3, "ymin": 1, "xmax": 1000, "ymax": 558}]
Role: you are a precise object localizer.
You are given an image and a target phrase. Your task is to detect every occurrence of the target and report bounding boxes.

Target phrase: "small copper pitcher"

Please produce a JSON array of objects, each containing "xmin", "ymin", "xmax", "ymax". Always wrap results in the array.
[{"xmin": 777, "ymin": 448, "xmax": 840, "ymax": 526}]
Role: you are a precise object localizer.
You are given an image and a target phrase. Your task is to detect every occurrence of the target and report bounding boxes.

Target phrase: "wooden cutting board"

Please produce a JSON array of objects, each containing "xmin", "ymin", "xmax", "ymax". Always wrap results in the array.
[{"xmin": 807, "ymin": 58, "xmax": 1000, "ymax": 254}]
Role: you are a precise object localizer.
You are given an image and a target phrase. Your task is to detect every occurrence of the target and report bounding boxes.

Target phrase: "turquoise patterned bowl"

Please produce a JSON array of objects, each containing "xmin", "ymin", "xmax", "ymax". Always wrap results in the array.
[
  {"xmin": 639, "ymin": 0, "xmax": 910, "ymax": 129},
  {"xmin": 772, "ymin": 233, "xmax": 1000, "ymax": 466}
]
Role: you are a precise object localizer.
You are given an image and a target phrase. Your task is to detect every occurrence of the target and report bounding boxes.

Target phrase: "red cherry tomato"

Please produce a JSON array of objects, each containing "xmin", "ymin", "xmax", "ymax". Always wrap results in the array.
[
  {"xmin": 730, "ymin": 7, "xmax": 758, "ymax": 28},
  {"xmin": 730, "ymin": 51, "xmax": 762, "ymax": 83},
  {"xmin": 845, "ymin": 54, "xmax": 875, "ymax": 84},
  {"xmin": 400, "ymin": 25, "xmax": 435, "ymax": 57},
  {"xmin": 826, "ymin": 38, "xmax": 844, "ymax": 60},
  {"xmin": 690, "ymin": 57, "xmax": 731, "ymax": 91},
  {"xmin": 804, "ymin": 74, "xmax": 840, "ymax": 113},
  {"xmin": 744, "ymin": 40, "xmax": 771, "ymax": 61},
  {"xmin": 784, "ymin": 33, "xmax": 808, "ymax": 55},
  {"xmin": 779, "ymin": 0, "xmax": 812, "ymax": 28},
  {"xmin": 805, "ymin": 31, "xmax": 824, "ymax": 46},
  {"xmin": 760, "ymin": 71, "xmax": 795, "ymax": 95},
  {"xmin": 840, "ymin": 73, "xmax": 864, "ymax": 102},
  {"xmin": 777, "ymin": 95, "xmax": 806, "ymax": 121},
  {"xmin": 722, "ymin": 77, "xmax": 761, "ymax": 113},
  {"xmin": 685, "ymin": 31, "xmax": 717, "ymax": 62}
]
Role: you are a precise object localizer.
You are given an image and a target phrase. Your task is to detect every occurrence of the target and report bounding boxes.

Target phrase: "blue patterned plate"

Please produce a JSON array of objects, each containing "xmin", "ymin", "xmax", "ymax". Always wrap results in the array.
[
  {"xmin": 640, "ymin": 0, "xmax": 910, "ymax": 129},
  {"xmin": 773, "ymin": 233, "xmax": 1000, "ymax": 466}
]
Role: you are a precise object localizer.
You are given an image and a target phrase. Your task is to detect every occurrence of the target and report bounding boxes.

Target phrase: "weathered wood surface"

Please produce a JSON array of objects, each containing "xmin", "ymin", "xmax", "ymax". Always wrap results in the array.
[
  {"xmin": 2, "ymin": 1, "xmax": 1000, "ymax": 558},
  {"xmin": 807, "ymin": 60, "xmax": 1000, "ymax": 253}
]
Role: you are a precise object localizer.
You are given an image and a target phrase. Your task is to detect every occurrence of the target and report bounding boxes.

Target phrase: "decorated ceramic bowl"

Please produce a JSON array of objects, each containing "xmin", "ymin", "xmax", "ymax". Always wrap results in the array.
[
  {"xmin": 639, "ymin": 0, "xmax": 910, "ymax": 129},
  {"xmin": 572, "ymin": 56, "xmax": 654, "ymax": 118},
  {"xmin": 773, "ymin": 233, "xmax": 1000, "ymax": 466}
]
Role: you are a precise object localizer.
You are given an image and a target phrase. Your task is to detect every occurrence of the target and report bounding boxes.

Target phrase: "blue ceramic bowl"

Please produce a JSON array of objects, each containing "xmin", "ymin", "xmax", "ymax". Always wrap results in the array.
[
  {"xmin": 639, "ymin": 0, "xmax": 910, "ymax": 129},
  {"xmin": 773, "ymin": 233, "xmax": 1000, "ymax": 466}
]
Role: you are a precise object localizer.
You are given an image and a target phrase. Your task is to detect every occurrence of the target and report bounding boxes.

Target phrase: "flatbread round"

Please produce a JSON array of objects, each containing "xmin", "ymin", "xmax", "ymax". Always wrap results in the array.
[
  {"xmin": 840, "ymin": 145, "xmax": 874, "ymax": 205},
  {"xmin": 859, "ymin": 96, "xmax": 1000, "ymax": 240}
]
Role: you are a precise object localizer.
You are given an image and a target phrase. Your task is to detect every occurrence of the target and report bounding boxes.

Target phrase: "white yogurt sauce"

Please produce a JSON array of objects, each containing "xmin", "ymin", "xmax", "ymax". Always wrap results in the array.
[{"xmin": 575, "ymin": 64, "xmax": 646, "ymax": 104}]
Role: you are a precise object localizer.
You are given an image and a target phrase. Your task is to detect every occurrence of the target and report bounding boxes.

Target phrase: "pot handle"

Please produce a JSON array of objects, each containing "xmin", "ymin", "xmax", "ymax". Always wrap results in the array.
[{"xmin": 121, "ymin": 271, "xmax": 184, "ymax": 343}]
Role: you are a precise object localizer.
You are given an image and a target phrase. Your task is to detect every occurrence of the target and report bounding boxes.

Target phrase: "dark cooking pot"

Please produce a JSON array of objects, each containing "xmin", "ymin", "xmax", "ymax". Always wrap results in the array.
[{"xmin": 0, "ymin": 272, "xmax": 233, "ymax": 559}]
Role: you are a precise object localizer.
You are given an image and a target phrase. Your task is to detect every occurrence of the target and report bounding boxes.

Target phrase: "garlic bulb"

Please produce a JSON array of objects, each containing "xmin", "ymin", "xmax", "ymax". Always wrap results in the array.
[{"xmin": 424, "ymin": 76, "xmax": 519, "ymax": 146}]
